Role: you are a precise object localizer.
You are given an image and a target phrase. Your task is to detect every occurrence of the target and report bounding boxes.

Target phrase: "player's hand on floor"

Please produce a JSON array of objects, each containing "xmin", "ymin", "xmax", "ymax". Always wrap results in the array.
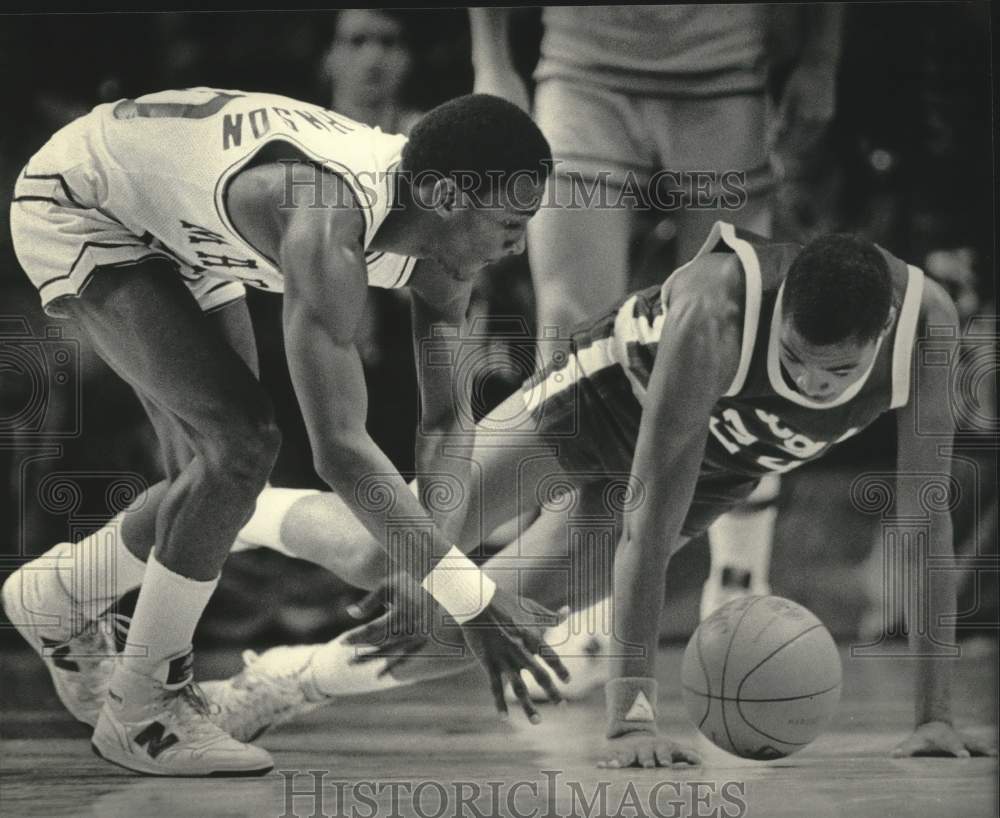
[
  {"xmin": 891, "ymin": 721, "xmax": 998, "ymax": 758},
  {"xmin": 460, "ymin": 588, "xmax": 570, "ymax": 724},
  {"xmin": 598, "ymin": 733, "xmax": 702, "ymax": 769}
]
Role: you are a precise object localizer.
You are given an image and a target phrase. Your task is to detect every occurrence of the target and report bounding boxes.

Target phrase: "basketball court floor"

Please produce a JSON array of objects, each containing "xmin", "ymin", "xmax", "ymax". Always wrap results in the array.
[{"xmin": 1, "ymin": 642, "xmax": 995, "ymax": 818}]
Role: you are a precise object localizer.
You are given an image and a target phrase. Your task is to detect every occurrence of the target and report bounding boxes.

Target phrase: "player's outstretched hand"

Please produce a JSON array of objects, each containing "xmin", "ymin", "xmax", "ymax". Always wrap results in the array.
[
  {"xmin": 891, "ymin": 721, "xmax": 998, "ymax": 758},
  {"xmin": 460, "ymin": 588, "xmax": 570, "ymax": 723},
  {"xmin": 343, "ymin": 576, "xmax": 454, "ymax": 678},
  {"xmin": 598, "ymin": 733, "xmax": 702, "ymax": 769}
]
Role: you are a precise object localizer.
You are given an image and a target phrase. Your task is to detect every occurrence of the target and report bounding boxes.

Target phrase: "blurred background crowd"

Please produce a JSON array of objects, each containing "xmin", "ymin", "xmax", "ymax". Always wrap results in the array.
[{"xmin": 0, "ymin": 4, "xmax": 995, "ymax": 646}]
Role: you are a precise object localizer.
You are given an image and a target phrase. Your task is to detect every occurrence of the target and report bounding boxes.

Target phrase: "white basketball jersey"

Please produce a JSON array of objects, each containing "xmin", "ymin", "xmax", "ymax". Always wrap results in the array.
[{"xmin": 53, "ymin": 87, "xmax": 416, "ymax": 292}]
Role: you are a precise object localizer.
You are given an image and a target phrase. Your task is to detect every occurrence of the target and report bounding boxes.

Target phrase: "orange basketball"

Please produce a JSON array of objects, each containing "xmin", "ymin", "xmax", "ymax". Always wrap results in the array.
[{"xmin": 681, "ymin": 595, "xmax": 842, "ymax": 759}]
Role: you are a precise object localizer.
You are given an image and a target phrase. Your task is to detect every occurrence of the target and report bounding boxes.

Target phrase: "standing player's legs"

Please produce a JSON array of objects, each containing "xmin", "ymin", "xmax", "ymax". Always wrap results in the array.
[
  {"xmin": 656, "ymin": 92, "xmax": 773, "ymax": 265},
  {"xmin": 701, "ymin": 475, "xmax": 778, "ymax": 619},
  {"xmin": 649, "ymin": 91, "xmax": 779, "ymax": 616},
  {"xmin": 530, "ymin": 78, "xmax": 652, "ymax": 335},
  {"xmin": 61, "ymin": 262, "xmax": 278, "ymax": 774}
]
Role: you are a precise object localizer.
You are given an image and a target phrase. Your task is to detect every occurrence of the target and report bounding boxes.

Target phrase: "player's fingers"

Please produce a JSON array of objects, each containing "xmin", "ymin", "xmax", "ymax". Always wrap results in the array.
[
  {"xmin": 537, "ymin": 642, "xmax": 571, "ymax": 683},
  {"xmin": 961, "ymin": 736, "xmax": 998, "ymax": 757},
  {"xmin": 486, "ymin": 663, "xmax": 509, "ymax": 720},
  {"xmin": 526, "ymin": 658, "xmax": 563, "ymax": 706},
  {"xmin": 890, "ymin": 736, "xmax": 923, "ymax": 758},
  {"xmin": 380, "ymin": 649, "xmax": 420, "ymax": 678},
  {"xmin": 348, "ymin": 646, "xmax": 388, "ymax": 665},
  {"xmin": 945, "ymin": 737, "xmax": 972, "ymax": 758},
  {"xmin": 509, "ymin": 670, "xmax": 541, "ymax": 725},
  {"xmin": 346, "ymin": 586, "xmax": 388, "ymax": 620},
  {"xmin": 343, "ymin": 617, "xmax": 390, "ymax": 646},
  {"xmin": 636, "ymin": 745, "xmax": 657, "ymax": 769},
  {"xmin": 609, "ymin": 749, "xmax": 636, "ymax": 769},
  {"xmin": 346, "ymin": 632, "xmax": 418, "ymax": 664},
  {"xmin": 668, "ymin": 746, "xmax": 702, "ymax": 767},
  {"xmin": 972, "ymin": 741, "xmax": 998, "ymax": 757},
  {"xmin": 507, "ymin": 639, "xmax": 563, "ymax": 705}
]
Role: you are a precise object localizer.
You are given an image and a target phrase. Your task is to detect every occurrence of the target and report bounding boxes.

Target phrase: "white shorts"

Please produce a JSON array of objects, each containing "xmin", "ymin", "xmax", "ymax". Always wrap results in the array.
[{"xmin": 10, "ymin": 170, "xmax": 245, "ymax": 319}]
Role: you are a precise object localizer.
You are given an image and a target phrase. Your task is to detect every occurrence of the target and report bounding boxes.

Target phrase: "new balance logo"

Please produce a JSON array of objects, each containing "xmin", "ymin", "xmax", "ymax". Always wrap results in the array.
[
  {"xmin": 40, "ymin": 637, "xmax": 79, "ymax": 672},
  {"xmin": 134, "ymin": 721, "xmax": 179, "ymax": 759},
  {"xmin": 624, "ymin": 691, "xmax": 655, "ymax": 722}
]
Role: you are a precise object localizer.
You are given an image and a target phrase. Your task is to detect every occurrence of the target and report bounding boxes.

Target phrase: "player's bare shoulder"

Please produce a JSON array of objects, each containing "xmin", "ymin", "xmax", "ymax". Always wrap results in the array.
[
  {"xmin": 226, "ymin": 154, "xmax": 365, "ymax": 266},
  {"xmin": 919, "ymin": 274, "xmax": 960, "ymax": 328},
  {"xmin": 662, "ymin": 252, "xmax": 744, "ymax": 355},
  {"xmin": 663, "ymin": 252, "xmax": 743, "ymax": 318}
]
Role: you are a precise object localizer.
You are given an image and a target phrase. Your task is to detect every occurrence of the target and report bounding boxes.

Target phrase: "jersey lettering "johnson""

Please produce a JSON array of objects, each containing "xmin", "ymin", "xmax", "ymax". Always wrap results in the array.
[{"xmin": 221, "ymin": 106, "xmax": 358, "ymax": 151}]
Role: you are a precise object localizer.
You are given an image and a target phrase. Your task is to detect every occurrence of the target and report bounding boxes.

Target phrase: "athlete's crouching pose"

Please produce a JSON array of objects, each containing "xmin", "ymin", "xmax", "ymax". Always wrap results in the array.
[
  {"xmin": 203, "ymin": 222, "xmax": 995, "ymax": 765},
  {"xmin": 3, "ymin": 87, "xmax": 566, "ymax": 776}
]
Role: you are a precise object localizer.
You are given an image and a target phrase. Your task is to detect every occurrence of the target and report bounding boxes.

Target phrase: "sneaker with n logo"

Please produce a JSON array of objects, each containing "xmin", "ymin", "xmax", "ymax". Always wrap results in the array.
[{"xmin": 91, "ymin": 647, "xmax": 273, "ymax": 777}]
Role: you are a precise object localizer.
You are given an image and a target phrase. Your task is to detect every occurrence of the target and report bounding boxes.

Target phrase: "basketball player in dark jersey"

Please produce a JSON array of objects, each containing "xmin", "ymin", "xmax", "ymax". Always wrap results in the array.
[{"xmin": 203, "ymin": 222, "xmax": 993, "ymax": 764}]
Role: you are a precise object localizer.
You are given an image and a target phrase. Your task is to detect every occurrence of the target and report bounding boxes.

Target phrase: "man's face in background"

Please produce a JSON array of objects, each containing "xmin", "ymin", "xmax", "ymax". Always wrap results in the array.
[{"xmin": 325, "ymin": 10, "xmax": 412, "ymax": 107}]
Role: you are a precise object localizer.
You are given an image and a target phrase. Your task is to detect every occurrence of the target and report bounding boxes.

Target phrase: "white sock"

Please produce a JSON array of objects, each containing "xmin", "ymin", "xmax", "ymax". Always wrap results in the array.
[
  {"xmin": 231, "ymin": 487, "xmax": 321, "ymax": 556},
  {"xmin": 120, "ymin": 550, "xmax": 218, "ymax": 669},
  {"xmin": 41, "ymin": 513, "xmax": 148, "ymax": 621},
  {"xmin": 707, "ymin": 478, "xmax": 779, "ymax": 587}
]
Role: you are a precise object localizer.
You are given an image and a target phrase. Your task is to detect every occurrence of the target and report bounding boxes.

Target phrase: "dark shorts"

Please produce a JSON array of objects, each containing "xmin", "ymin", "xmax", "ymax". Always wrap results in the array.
[{"xmin": 519, "ymin": 319, "xmax": 760, "ymax": 538}]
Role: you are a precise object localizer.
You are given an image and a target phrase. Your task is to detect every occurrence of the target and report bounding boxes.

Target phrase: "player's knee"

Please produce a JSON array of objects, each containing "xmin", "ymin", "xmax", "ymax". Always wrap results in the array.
[{"xmin": 203, "ymin": 409, "xmax": 281, "ymax": 490}]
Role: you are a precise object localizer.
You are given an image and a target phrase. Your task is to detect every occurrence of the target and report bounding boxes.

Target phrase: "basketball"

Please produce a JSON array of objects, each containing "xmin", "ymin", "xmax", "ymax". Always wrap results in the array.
[{"xmin": 681, "ymin": 595, "xmax": 842, "ymax": 760}]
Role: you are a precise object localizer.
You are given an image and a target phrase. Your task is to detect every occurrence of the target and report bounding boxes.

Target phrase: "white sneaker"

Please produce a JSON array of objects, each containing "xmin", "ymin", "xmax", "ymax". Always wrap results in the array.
[
  {"xmin": 507, "ymin": 620, "xmax": 610, "ymax": 703},
  {"xmin": 92, "ymin": 650, "xmax": 273, "ymax": 777},
  {"xmin": 2, "ymin": 561, "xmax": 120, "ymax": 725},
  {"xmin": 700, "ymin": 566, "xmax": 770, "ymax": 622},
  {"xmin": 201, "ymin": 645, "xmax": 332, "ymax": 743}
]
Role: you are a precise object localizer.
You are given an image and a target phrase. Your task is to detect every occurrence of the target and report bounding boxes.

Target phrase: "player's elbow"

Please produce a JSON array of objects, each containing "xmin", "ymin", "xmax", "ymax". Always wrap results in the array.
[{"xmin": 312, "ymin": 432, "xmax": 368, "ymax": 493}]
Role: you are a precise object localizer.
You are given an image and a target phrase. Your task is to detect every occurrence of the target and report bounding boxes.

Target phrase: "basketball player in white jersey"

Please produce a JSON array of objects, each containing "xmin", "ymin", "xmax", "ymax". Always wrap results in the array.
[
  {"xmin": 202, "ymin": 224, "xmax": 992, "ymax": 763},
  {"xmin": 3, "ymin": 88, "xmax": 567, "ymax": 776}
]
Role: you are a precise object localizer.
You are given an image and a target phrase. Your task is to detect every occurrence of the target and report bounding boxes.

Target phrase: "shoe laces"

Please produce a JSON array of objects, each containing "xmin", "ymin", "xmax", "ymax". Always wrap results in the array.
[
  {"xmin": 225, "ymin": 650, "xmax": 312, "ymax": 727},
  {"xmin": 166, "ymin": 683, "xmax": 238, "ymax": 748}
]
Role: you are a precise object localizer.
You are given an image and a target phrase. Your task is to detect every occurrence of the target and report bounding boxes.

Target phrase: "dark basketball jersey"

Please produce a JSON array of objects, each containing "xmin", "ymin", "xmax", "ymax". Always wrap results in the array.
[{"xmin": 598, "ymin": 221, "xmax": 926, "ymax": 479}]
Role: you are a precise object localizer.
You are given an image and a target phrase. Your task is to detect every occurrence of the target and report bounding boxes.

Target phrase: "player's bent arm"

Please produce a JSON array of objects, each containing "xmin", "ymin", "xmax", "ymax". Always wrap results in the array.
[
  {"xmin": 278, "ymin": 175, "xmax": 480, "ymax": 604},
  {"xmin": 895, "ymin": 279, "xmax": 959, "ymax": 727},
  {"xmin": 408, "ymin": 263, "xmax": 476, "ymax": 538},
  {"xmin": 613, "ymin": 294, "xmax": 740, "ymax": 684},
  {"xmin": 468, "ymin": 8, "xmax": 529, "ymax": 111}
]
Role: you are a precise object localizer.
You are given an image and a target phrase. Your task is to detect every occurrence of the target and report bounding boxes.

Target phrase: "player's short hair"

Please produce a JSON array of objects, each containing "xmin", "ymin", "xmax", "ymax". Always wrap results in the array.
[
  {"xmin": 784, "ymin": 234, "xmax": 894, "ymax": 345},
  {"xmin": 402, "ymin": 94, "xmax": 552, "ymax": 203}
]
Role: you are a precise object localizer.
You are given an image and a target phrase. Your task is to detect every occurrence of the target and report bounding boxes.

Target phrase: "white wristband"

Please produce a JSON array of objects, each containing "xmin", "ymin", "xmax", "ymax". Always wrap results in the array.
[{"xmin": 421, "ymin": 546, "xmax": 497, "ymax": 624}]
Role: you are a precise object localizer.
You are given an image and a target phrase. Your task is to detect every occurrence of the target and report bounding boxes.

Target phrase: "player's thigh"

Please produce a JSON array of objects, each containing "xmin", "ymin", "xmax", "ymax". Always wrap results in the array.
[
  {"xmin": 528, "ymin": 194, "xmax": 635, "ymax": 330},
  {"xmin": 62, "ymin": 260, "xmax": 276, "ymax": 455},
  {"xmin": 655, "ymin": 93, "xmax": 773, "ymax": 260},
  {"xmin": 134, "ymin": 294, "xmax": 258, "ymax": 479},
  {"xmin": 448, "ymin": 399, "xmax": 574, "ymax": 548},
  {"xmin": 200, "ymin": 288, "xmax": 259, "ymax": 378},
  {"xmin": 531, "ymin": 78, "xmax": 652, "ymax": 330}
]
